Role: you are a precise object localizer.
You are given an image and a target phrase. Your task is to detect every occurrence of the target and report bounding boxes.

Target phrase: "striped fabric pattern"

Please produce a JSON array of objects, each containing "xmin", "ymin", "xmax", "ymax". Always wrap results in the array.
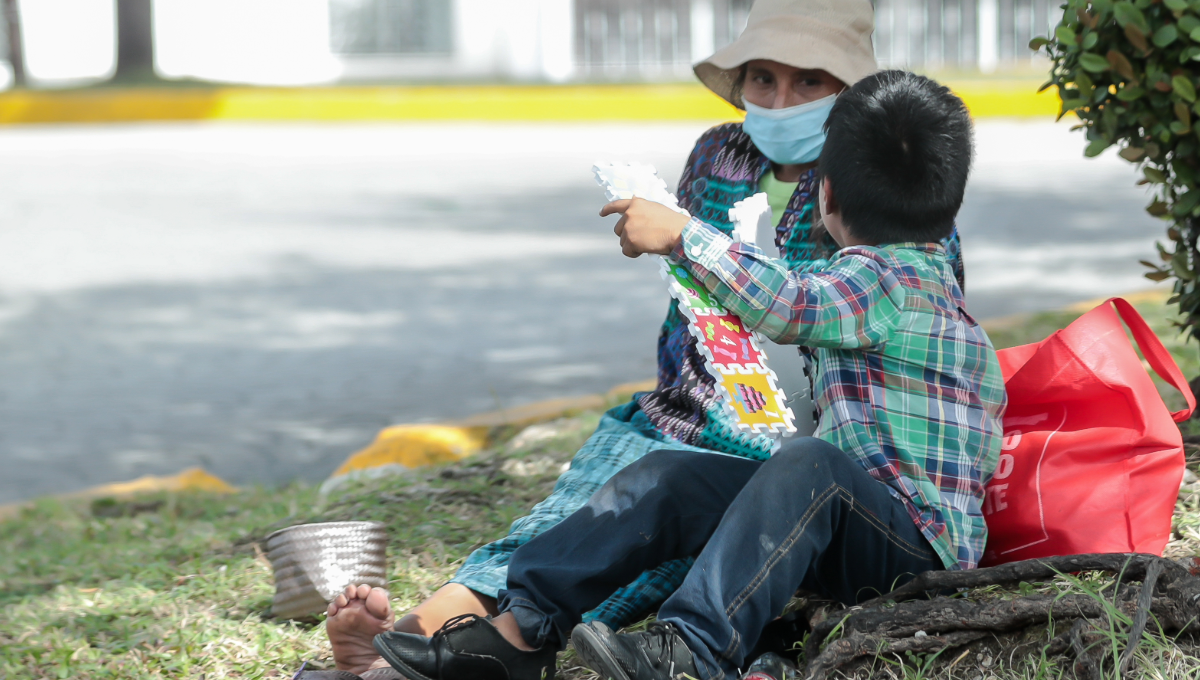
[{"xmin": 671, "ymin": 224, "xmax": 1007, "ymax": 570}]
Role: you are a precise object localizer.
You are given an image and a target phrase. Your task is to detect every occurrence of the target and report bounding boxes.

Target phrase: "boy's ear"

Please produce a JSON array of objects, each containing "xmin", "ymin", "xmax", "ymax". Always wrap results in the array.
[{"xmin": 821, "ymin": 177, "xmax": 839, "ymax": 216}]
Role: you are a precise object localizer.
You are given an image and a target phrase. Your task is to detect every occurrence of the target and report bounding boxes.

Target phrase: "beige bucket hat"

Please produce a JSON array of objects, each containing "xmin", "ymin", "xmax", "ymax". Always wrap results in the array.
[{"xmin": 695, "ymin": 0, "xmax": 878, "ymax": 108}]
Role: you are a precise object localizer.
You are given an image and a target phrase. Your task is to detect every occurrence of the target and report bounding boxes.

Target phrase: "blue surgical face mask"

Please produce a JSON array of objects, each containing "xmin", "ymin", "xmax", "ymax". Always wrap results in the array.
[{"xmin": 742, "ymin": 93, "xmax": 838, "ymax": 165}]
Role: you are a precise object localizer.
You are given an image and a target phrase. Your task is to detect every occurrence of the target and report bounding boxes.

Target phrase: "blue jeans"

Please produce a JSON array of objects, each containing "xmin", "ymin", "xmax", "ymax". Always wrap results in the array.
[{"xmin": 498, "ymin": 438, "xmax": 941, "ymax": 680}]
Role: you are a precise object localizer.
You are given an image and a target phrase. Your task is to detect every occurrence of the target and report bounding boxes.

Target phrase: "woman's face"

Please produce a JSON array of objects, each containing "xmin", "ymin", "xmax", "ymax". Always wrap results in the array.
[{"xmin": 741, "ymin": 60, "xmax": 844, "ymax": 109}]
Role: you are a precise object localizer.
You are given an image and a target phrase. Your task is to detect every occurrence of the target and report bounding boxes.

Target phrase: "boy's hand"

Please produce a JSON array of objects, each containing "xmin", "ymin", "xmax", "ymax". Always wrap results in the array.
[{"xmin": 600, "ymin": 198, "xmax": 690, "ymax": 258}]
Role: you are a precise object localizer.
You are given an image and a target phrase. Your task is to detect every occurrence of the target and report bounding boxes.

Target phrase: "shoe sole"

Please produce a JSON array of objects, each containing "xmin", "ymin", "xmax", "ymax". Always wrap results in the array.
[
  {"xmin": 372, "ymin": 635, "xmax": 436, "ymax": 680},
  {"xmin": 570, "ymin": 623, "xmax": 632, "ymax": 680}
]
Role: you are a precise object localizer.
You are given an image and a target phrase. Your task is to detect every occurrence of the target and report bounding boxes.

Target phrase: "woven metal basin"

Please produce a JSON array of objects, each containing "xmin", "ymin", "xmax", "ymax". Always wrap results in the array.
[{"xmin": 265, "ymin": 521, "xmax": 389, "ymax": 620}]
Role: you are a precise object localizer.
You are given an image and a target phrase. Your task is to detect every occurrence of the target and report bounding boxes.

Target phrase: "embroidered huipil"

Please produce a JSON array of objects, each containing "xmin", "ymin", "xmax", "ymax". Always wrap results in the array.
[
  {"xmin": 670, "ymin": 220, "xmax": 1006, "ymax": 570},
  {"xmin": 637, "ymin": 123, "xmax": 966, "ymax": 462}
]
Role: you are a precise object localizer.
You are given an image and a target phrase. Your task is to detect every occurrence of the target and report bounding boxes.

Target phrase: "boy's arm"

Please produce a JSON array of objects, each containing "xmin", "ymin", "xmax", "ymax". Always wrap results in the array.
[{"xmin": 670, "ymin": 218, "xmax": 903, "ymax": 349}]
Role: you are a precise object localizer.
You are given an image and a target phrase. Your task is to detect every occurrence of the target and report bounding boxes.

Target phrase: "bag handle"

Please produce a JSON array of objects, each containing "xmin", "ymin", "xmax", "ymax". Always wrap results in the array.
[{"xmin": 1110, "ymin": 297, "xmax": 1196, "ymax": 422}]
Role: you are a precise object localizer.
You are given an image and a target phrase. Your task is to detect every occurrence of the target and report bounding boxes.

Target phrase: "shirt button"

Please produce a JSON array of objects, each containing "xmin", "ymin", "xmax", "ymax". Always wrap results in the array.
[{"xmin": 691, "ymin": 246, "xmax": 703, "ymax": 257}]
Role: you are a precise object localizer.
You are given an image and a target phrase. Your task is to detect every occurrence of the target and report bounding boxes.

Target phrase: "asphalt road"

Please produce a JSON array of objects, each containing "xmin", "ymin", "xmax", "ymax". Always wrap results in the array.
[{"xmin": 0, "ymin": 120, "xmax": 1167, "ymax": 503}]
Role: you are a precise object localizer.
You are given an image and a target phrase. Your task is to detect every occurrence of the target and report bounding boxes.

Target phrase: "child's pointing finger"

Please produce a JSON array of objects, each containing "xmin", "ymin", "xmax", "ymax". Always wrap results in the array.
[{"xmin": 599, "ymin": 199, "xmax": 633, "ymax": 217}]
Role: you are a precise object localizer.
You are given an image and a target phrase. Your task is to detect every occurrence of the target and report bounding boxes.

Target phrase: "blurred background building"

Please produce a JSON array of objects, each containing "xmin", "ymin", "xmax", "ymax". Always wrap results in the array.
[{"xmin": 0, "ymin": 0, "xmax": 1060, "ymax": 89}]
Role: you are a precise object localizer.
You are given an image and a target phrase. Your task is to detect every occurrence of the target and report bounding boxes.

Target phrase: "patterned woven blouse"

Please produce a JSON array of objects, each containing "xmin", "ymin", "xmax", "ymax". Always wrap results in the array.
[{"xmin": 636, "ymin": 122, "xmax": 966, "ymax": 460}]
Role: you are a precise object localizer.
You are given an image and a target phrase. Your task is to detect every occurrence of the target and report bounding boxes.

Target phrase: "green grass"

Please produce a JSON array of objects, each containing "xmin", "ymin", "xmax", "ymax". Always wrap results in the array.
[
  {"xmin": 0, "ymin": 486, "xmax": 327, "ymax": 678},
  {"xmin": 2, "ymin": 295, "xmax": 1199, "ymax": 679},
  {"xmin": 0, "ymin": 416, "xmax": 599, "ymax": 679}
]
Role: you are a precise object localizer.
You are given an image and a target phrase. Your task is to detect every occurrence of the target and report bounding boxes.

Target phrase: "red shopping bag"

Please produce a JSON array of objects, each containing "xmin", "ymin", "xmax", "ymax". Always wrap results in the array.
[{"xmin": 980, "ymin": 297, "xmax": 1195, "ymax": 566}]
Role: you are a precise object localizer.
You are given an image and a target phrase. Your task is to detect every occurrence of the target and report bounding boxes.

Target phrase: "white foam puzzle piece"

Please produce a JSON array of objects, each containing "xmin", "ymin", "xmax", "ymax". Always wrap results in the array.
[
  {"xmin": 659, "ymin": 257, "xmax": 797, "ymax": 440},
  {"xmin": 593, "ymin": 162, "xmax": 796, "ymax": 442},
  {"xmin": 592, "ymin": 162, "xmax": 688, "ymax": 214},
  {"xmin": 729, "ymin": 192, "xmax": 772, "ymax": 246},
  {"xmin": 710, "ymin": 370, "xmax": 797, "ymax": 436}
]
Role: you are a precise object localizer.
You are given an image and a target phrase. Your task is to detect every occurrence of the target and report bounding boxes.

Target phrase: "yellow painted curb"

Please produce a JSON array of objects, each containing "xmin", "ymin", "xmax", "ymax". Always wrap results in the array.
[
  {"xmin": 1063, "ymin": 287, "xmax": 1170, "ymax": 312},
  {"xmin": 321, "ymin": 378, "xmax": 660, "ymax": 492},
  {"xmin": 0, "ymin": 81, "xmax": 1059, "ymax": 125},
  {"xmin": 0, "ymin": 466, "xmax": 235, "ymax": 521},
  {"xmin": 71, "ymin": 467, "xmax": 236, "ymax": 497},
  {"xmin": 943, "ymin": 79, "xmax": 1062, "ymax": 119},
  {"xmin": 331, "ymin": 424, "xmax": 490, "ymax": 477},
  {"xmin": 0, "ymin": 85, "xmax": 740, "ymax": 125}
]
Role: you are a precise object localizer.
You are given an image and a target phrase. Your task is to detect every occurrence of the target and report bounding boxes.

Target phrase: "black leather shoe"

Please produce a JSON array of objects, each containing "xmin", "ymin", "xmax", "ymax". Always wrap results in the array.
[
  {"xmin": 570, "ymin": 621, "xmax": 698, "ymax": 680},
  {"xmin": 372, "ymin": 614, "xmax": 557, "ymax": 680}
]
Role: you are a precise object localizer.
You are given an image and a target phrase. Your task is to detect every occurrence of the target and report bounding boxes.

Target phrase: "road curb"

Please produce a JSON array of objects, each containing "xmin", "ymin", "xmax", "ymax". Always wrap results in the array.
[
  {"xmin": 0, "ymin": 81, "xmax": 1059, "ymax": 125},
  {"xmin": 318, "ymin": 379, "xmax": 656, "ymax": 495},
  {"xmin": 0, "ymin": 467, "xmax": 235, "ymax": 520}
]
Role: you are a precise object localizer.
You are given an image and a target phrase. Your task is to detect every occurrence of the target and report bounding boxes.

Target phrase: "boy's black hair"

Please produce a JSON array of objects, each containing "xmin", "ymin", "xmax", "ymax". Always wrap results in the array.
[{"xmin": 818, "ymin": 70, "xmax": 973, "ymax": 244}]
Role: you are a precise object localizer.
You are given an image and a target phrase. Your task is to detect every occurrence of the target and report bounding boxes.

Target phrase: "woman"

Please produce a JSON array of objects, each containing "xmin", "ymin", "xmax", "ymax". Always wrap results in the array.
[{"xmin": 321, "ymin": 1, "xmax": 963, "ymax": 676}]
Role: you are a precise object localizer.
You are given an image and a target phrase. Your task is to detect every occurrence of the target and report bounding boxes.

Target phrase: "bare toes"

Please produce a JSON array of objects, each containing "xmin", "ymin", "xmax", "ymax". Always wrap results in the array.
[
  {"xmin": 356, "ymin": 583, "xmax": 372, "ymax": 600},
  {"xmin": 364, "ymin": 587, "xmax": 392, "ymax": 620},
  {"xmin": 344, "ymin": 584, "xmax": 358, "ymax": 599}
]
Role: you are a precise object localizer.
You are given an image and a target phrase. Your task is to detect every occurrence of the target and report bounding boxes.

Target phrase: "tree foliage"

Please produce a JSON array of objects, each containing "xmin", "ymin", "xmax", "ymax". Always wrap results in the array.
[{"xmin": 1037, "ymin": 0, "xmax": 1200, "ymax": 339}]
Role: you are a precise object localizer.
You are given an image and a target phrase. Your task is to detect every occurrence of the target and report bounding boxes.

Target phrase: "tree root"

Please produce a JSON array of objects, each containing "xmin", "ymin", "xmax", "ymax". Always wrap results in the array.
[
  {"xmin": 801, "ymin": 553, "xmax": 1200, "ymax": 680},
  {"xmin": 1070, "ymin": 618, "xmax": 1104, "ymax": 680},
  {"xmin": 804, "ymin": 630, "xmax": 988, "ymax": 679},
  {"xmin": 1118, "ymin": 560, "xmax": 1163, "ymax": 676},
  {"xmin": 856, "ymin": 553, "xmax": 1190, "ymax": 609}
]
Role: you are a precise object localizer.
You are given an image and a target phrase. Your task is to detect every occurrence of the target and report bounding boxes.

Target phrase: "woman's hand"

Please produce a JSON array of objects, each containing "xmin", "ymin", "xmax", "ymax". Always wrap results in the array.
[{"xmin": 600, "ymin": 198, "xmax": 690, "ymax": 258}]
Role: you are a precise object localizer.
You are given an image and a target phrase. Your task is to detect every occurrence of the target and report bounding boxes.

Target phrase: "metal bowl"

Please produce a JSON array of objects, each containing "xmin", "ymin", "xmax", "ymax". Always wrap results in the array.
[{"xmin": 265, "ymin": 521, "xmax": 389, "ymax": 620}]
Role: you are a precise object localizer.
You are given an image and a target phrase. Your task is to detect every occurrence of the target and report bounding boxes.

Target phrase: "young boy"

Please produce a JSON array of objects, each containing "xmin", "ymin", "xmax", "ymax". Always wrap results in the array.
[{"xmin": 369, "ymin": 70, "xmax": 1006, "ymax": 680}]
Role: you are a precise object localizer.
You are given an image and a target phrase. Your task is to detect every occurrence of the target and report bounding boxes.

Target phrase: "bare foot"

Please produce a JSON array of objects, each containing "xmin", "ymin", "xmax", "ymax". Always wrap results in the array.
[
  {"xmin": 326, "ymin": 582, "xmax": 499, "ymax": 674},
  {"xmin": 327, "ymin": 584, "xmax": 395, "ymax": 674}
]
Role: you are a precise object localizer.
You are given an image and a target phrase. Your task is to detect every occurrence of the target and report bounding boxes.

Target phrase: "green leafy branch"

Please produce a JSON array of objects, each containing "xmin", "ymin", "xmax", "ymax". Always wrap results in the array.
[{"xmin": 1036, "ymin": 0, "xmax": 1200, "ymax": 338}]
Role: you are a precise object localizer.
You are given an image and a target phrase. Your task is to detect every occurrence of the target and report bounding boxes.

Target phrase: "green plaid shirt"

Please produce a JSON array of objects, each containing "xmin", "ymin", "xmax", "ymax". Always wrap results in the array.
[{"xmin": 671, "ymin": 219, "xmax": 1007, "ymax": 570}]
